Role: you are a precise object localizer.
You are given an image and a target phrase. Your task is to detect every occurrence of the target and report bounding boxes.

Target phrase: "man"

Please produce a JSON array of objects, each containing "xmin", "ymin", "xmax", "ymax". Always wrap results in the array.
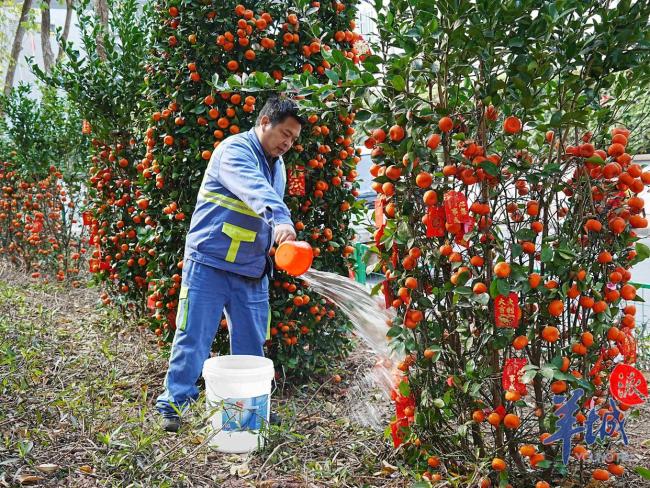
[{"xmin": 156, "ymin": 95, "xmax": 303, "ymax": 432}]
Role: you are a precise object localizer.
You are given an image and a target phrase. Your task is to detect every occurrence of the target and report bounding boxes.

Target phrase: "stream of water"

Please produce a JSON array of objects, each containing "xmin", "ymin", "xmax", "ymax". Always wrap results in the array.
[{"xmin": 301, "ymin": 269, "xmax": 399, "ymax": 428}]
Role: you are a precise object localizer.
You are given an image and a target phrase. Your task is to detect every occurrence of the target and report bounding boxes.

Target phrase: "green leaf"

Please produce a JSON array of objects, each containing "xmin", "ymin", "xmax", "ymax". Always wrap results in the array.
[
  {"xmin": 635, "ymin": 467, "xmax": 650, "ymax": 480},
  {"xmin": 550, "ymin": 355, "xmax": 564, "ymax": 368},
  {"xmin": 332, "ymin": 50, "xmax": 347, "ymax": 65},
  {"xmin": 586, "ymin": 155, "xmax": 605, "ymax": 165},
  {"xmin": 398, "ymin": 380, "xmax": 410, "ymax": 397},
  {"xmin": 363, "ymin": 55, "xmax": 383, "ymax": 65},
  {"xmin": 254, "ymin": 71, "xmax": 273, "ymax": 87},
  {"xmin": 324, "ymin": 69, "xmax": 339, "ymax": 84},
  {"xmin": 497, "ymin": 279, "xmax": 510, "ymax": 297},
  {"xmin": 455, "ymin": 286, "xmax": 473, "ymax": 296},
  {"xmin": 390, "ymin": 74, "xmax": 406, "ymax": 92},
  {"xmin": 465, "ymin": 359, "xmax": 476, "ymax": 374},
  {"xmin": 489, "ymin": 279, "xmax": 500, "ymax": 299},
  {"xmin": 433, "ymin": 398, "xmax": 445, "ymax": 408},
  {"xmin": 521, "ymin": 369, "xmax": 537, "ymax": 383},
  {"xmin": 541, "ymin": 246, "xmax": 553, "ymax": 263},
  {"xmin": 516, "ymin": 228, "xmax": 535, "ymax": 241},
  {"xmin": 498, "ymin": 472, "xmax": 510, "ymax": 487},
  {"xmin": 354, "ymin": 109, "xmax": 372, "ymax": 122},
  {"xmin": 473, "ymin": 293, "xmax": 490, "ymax": 306},
  {"xmin": 553, "ymin": 371, "xmax": 570, "ymax": 380},
  {"xmin": 479, "ymin": 161, "xmax": 499, "ymax": 176},
  {"xmin": 549, "ymin": 111, "xmax": 562, "ymax": 127},
  {"xmin": 493, "ymin": 335, "xmax": 511, "ymax": 350},
  {"xmin": 632, "ymin": 242, "xmax": 650, "ymax": 265},
  {"xmin": 540, "ymin": 366, "xmax": 555, "ymax": 380},
  {"xmin": 386, "ymin": 325, "xmax": 403, "ymax": 338}
]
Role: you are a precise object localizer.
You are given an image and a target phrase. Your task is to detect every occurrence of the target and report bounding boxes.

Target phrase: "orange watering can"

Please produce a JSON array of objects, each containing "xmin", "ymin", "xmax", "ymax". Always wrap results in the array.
[{"xmin": 274, "ymin": 241, "xmax": 313, "ymax": 276}]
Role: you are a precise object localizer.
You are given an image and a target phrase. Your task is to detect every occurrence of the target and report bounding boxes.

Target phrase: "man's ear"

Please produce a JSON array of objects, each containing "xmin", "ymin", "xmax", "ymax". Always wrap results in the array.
[{"xmin": 260, "ymin": 114, "xmax": 270, "ymax": 127}]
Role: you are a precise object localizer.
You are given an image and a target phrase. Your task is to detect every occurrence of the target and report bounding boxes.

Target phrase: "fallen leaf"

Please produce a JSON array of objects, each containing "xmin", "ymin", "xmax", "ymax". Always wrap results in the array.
[
  {"xmin": 258, "ymin": 481, "xmax": 279, "ymax": 488},
  {"xmin": 381, "ymin": 460, "xmax": 398, "ymax": 474},
  {"xmin": 188, "ymin": 435, "xmax": 205, "ymax": 445},
  {"xmin": 35, "ymin": 463, "xmax": 59, "ymax": 474},
  {"xmin": 16, "ymin": 474, "xmax": 44, "ymax": 485},
  {"xmin": 230, "ymin": 463, "xmax": 250, "ymax": 477},
  {"xmin": 78, "ymin": 465, "xmax": 94, "ymax": 474}
]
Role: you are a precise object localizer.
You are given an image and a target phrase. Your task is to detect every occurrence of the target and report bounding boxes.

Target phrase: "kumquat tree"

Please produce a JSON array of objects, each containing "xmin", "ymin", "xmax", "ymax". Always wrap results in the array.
[
  {"xmin": 0, "ymin": 85, "xmax": 88, "ymax": 283},
  {"xmin": 126, "ymin": 0, "xmax": 367, "ymax": 376},
  {"xmin": 33, "ymin": 0, "xmax": 154, "ymax": 313},
  {"xmin": 362, "ymin": 0, "xmax": 650, "ymax": 486}
]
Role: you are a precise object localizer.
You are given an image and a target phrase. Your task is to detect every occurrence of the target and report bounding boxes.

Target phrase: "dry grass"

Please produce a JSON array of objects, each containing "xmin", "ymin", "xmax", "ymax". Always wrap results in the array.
[{"xmin": 0, "ymin": 263, "xmax": 407, "ymax": 487}]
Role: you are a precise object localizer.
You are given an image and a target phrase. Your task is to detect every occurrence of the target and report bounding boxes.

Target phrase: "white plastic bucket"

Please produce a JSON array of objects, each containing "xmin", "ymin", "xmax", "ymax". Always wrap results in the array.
[{"xmin": 202, "ymin": 355, "xmax": 275, "ymax": 453}]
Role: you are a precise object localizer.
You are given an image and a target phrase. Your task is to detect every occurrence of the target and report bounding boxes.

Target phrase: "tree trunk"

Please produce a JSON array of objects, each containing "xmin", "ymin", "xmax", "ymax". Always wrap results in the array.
[
  {"xmin": 56, "ymin": 0, "xmax": 74, "ymax": 63},
  {"xmin": 94, "ymin": 0, "xmax": 108, "ymax": 61},
  {"xmin": 40, "ymin": 0, "xmax": 54, "ymax": 72},
  {"xmin": 4, "ymin": 0, "xmax": 34, "ymax": 96}
]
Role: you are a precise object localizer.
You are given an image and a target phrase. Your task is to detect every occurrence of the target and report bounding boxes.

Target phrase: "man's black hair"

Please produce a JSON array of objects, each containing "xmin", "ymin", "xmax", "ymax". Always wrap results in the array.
[{"xmin": 256, "ymin": 94, "xmax": 305, "ymax": 127}]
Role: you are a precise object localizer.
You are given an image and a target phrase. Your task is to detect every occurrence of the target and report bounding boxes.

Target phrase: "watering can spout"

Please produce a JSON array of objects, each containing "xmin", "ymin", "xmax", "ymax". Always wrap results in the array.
[{"xmin": 274, "ymin": 241, "xmax": 313, "ymax": 276}]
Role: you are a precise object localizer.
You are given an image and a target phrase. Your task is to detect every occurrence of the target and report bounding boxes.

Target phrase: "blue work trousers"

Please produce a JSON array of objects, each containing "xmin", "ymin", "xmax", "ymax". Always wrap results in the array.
[{"xmin": 156, "ymin": 258, "xmax": 269, "ymax": 418}]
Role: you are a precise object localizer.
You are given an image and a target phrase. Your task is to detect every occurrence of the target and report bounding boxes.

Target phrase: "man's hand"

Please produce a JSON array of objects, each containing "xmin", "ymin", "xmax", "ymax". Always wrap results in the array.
[{"xmin": 275, "ymin": 223, "xmax": 296, "ymax": 245}]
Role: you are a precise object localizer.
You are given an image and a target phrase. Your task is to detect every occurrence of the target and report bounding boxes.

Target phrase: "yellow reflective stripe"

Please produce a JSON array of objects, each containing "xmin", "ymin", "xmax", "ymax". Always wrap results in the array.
[
  {"xmin": 222, "ymin": 223, "xmax": 257, "ymax": 263},
  {"xmin": 199, "ymin": 189, "xmax": 259, "ymax": 219},
  {"xmin": 178, "ymin": 286, "xmax": 189, "ymax": 331},
  {"xmin": 179, "ymin": 286, "xmax": 188, "ymax": 299}
]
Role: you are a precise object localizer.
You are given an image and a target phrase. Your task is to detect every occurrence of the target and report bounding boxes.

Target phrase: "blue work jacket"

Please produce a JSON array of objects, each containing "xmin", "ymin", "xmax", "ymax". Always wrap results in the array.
[{"xmin": 184, "ymin": 128, "xmax": 293, "ymax": 278}]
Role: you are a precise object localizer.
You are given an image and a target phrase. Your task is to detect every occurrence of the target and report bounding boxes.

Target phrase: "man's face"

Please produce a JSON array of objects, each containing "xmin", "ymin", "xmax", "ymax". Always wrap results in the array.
[{"xmin": 258, "ymin": 115, "xmax": 302, "ymax": 158}]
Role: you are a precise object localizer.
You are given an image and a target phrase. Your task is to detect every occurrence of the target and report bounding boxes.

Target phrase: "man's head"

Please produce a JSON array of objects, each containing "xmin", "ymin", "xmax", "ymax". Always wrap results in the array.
[{"xmin": 255, "ymin": 95, "xmax": 305, "ymax": 158}]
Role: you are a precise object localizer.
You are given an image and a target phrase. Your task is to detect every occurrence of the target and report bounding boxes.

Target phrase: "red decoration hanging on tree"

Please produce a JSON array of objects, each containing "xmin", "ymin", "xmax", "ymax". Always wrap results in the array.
[
  {"xmin": 502, "ymin": 357, "xmax": 528, "ymax": 395},
  {"xmin": 374, "ymin": 225, "xmax": 385, "ymax": 249},
  {"xmin": 617, "ymin": 329, "xmax": 638, "ymax": 364},
  {"xmin": 391, "ymin": 243, "xmax": 399, "ymax": 268},
  {"xmin": 609, "ymin": 363, "xmax": 647, "ymax": 406},
  {"xmin": 444, "ymin": 190, "xmax": 470, "ymax": 224},
  {"xmin": 462, "ymin": 215, "xmax": 476, "ymax": 234},
  {"xmin": 382, "ymin": 280, "xmax": 393, "ymax": 308},
  {"xmin": 426, "ymin": 205, "xmax": 445, "ymax": 237},
  {"xmin": 287, "ymin": 165, "xmax": 306, "ymax": 196},
  {"xmin": 390, "ymin": 378, "xmax": 415, "ymax": 448},
  {"xmin": 494, "ymin": 292, "xmax": 520, "ymax": 328}
]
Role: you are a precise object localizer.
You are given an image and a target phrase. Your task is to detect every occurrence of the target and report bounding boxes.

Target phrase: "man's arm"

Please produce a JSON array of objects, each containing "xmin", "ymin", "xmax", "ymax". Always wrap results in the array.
[{"xmin": 213, "ymin": 140, "xmax": 296, "ymax": 243}]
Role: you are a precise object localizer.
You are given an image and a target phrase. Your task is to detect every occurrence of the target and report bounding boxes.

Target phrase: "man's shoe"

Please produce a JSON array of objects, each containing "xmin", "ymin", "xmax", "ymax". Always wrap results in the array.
[
  {"xmin": 162, "ymin": 416, "xmax": 181, "ymax": 433},
  {"xmin": 269, "ymin": 412, "xmax": 282, "ymax": 426}
]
